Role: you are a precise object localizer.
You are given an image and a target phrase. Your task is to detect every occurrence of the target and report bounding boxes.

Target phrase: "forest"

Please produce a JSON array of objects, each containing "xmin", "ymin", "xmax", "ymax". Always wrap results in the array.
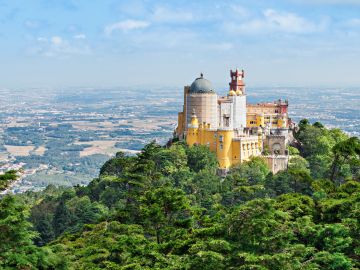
[{"xmin": 0, "ymin": 119, "xmax": 359, "ymax": 269}]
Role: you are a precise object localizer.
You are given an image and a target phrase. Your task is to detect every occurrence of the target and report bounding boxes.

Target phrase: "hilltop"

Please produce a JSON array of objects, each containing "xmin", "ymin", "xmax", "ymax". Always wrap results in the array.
[{"xmin": 0, "ymin": 119, "xmax": 359, "ymax": 269}]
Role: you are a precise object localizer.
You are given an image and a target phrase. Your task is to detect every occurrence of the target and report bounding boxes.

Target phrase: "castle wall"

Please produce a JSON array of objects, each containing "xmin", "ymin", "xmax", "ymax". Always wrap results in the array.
[
  {"xmin": 231, "ymin": 136, "xmax": 261, "ymax": 163},
  {"xmin": 265, "ymin": 155, "xmax": 289, "ymax": 174},
  {"xmin": 186, "ymin": 93, "xmax": 218, "ymax": 129},
  {"xmin": 246, "ymin": 101, "xmax": 289, "ymax": 129},
  {"xmin": 183, "ymin": 86, "xmax": 189, "ymax": 127},
  {"xmin": 219, "ymin": 101, "xmax": 233, "ymax": 129},
  {"xmin": 176, "ymin": 112, "xmax": 185, "ymax": 138},
  {"xmin": 232, "ymin": 95, "xmax": 247, "ymax": 129},
  {"xmin": 238, "ymin": 137, "xmax": 261, "ymax": 162},
  {"xmin": 247, "ymin": 102, "xmax": 286, "ymax": 114}
]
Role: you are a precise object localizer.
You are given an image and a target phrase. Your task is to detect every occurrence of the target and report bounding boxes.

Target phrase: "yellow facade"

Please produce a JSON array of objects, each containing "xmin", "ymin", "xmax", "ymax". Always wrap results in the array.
[
  {"xmin": 239, "ymin": 139, "xmax": 260, "ymax": 162},
  {"xmin": 246, "ymin": 114, "xmax": 257, "ymax": 127},
  {"xmin": 246, "ymin": 101, "xmax": 289, "ymax": 129},
  {"xmin": 216, "ymin": 130, "xmax": 234, "ymax": 169},
  {"xmin": 256, "ymin": 114, "xmax": 264, "ymax": 127},
  {"xmin": 246, "ymin": 113, "xmax": 285, "ymax": 128},
  {"xmin": 186, "ymin": 127, "xmax": 198, "ymax": 146},
  {"xmin": 186, "ymin": 113, "xmax": 199, "ymax": 146},
  {"xmin": 277, "ymin": 118, "xmax": 284, "ymax": 128},
  {"xmin": 186, "ymin": 114, "xmax": 260, "ymax": 170},
  {"xmin": 232, "ymin": 140, "xmax": 241, "ymax": 164}
]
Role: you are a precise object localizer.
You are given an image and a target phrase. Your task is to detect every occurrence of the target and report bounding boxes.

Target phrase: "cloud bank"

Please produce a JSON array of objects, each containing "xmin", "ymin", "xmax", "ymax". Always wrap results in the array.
[{"xmin": 104, "ymin": 20, "xmax": 150, "ymax": 36}]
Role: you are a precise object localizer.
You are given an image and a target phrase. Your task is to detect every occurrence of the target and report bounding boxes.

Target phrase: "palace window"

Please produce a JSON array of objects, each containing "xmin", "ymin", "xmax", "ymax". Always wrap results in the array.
[{"xmin": 224, "ymin": 116, "xmax": 230, "ymax": 127}]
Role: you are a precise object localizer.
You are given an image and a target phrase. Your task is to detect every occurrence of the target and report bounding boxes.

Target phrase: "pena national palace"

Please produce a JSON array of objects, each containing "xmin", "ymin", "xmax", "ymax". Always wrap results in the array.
[{"xmin": 174, "ymin": 69, "xmax": 294, "ymax": 174}]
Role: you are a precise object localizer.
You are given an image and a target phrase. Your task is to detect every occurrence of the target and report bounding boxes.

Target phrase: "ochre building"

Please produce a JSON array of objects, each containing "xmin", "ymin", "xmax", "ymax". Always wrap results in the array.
[{"xmin": 175, "ymin": 69, "xmax": 292, "ymax": 173}]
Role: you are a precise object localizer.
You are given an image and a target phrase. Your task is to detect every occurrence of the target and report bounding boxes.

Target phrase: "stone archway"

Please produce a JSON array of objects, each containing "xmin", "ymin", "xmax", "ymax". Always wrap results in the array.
[{"xmin": 272, "ymin": 143, "xmax": 281, "ymax": 155}]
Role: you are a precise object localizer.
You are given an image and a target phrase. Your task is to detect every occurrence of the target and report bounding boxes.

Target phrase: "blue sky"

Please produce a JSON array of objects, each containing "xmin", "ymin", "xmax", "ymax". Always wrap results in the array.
[{"xmin": 1, "ymin": 0, "xmax": 360, "ymax": 88}]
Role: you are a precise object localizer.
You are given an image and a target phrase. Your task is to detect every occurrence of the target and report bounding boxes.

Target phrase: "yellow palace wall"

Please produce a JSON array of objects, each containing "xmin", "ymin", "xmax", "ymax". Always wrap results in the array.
[
  {"xmin": 216, "ymin": 130, "xmax": 233, "ymax": 169},
  {"xmin": 246, "ymin": 113, "xmax": 285, "ymax": 128},
  {"xmin": 186, "ymin": 126, "xmax": 261, "ymax": 169}
]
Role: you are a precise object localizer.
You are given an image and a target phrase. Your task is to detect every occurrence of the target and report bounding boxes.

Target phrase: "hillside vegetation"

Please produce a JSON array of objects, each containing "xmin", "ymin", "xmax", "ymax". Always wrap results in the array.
[
  {"xmin": 0, "ymin": 170, "xmax": 18, "ymax": 191},
  {"xmin": 0, "ymin": 120, "xmax": 359, "ymax": 269}
]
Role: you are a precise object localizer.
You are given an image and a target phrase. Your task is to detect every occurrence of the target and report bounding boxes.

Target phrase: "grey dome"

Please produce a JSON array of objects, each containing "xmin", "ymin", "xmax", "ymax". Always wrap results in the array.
[{"xmin": 189, "ymin": 74, "xmax": 215, "ymax": 94}]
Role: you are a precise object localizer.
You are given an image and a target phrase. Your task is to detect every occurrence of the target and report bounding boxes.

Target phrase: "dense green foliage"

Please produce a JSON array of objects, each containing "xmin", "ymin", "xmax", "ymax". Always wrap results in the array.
[
  {"xmin": 0, "ymin": 195, "xmax": 61, "ymax": 269},
  {"xmin": 0, "ymin": 170, "xmax": 18, "ymax": 191},
  {"xmin": 295, "ymin": 119, "xmax": 359, "ymax": 182},
  {"xmin": 1, "ymin": 120, "xmax": 359, "ymax": 269}
]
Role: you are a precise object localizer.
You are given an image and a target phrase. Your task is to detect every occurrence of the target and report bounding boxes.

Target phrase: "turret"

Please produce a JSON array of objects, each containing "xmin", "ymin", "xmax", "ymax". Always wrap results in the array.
[
  {"xmin": 228, "ymin": 68, "xmax": 247, "ymax": 129},
  {"xmin": 229, "ymin": 69, "xmax": 245, "ymax": 95},
  {"xmin": 186, "ymin": 110, "xmax": 199, "ymax": 146},
  {"xmin": 216, "ymin": 129, "xmax": 234, "ymax": 169}
]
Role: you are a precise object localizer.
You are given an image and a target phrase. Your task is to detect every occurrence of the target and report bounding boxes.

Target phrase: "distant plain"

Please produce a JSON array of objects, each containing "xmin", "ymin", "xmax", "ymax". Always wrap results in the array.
[{"xmin": 0, "ymin": 86, "xmax": 358, "ymax": 192}]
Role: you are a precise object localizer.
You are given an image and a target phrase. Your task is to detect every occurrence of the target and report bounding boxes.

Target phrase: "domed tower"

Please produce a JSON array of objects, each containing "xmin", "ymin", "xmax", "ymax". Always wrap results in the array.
[{"xmin": 185, "ymin": 73, "xmax": 218, "ymax": 129}]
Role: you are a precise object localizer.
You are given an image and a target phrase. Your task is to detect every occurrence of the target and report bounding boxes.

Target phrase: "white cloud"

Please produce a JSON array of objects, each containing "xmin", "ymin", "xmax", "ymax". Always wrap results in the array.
[
  {"xmin": 345, "ymin": 18, "xmax": 360, "ymax": 27},
  {"xmin": 225, "ymin": 9, "xmax": 327, "ymax": 34},
  {"xmin": 264, "ymin": 9, "xmax": 318, "ymax": 32},
  {"xmin": 51, "ymin": 36, "xmax": 63, "ymax": 45},
  {"xmin": 151, "ymin": 6, "xmax": 194, "ymax": 23},
  {"xmin": 24, "ymin": 19, "xmax": 41, "ymax": 29},
  {"xmin": 104, "ymin": 20, "xmax": 150, "ymax": 36},
  {"xmin": 74, "ymin": 33, "xmax": 86, "ymax": 39},
  {"xmin": 230, "ymin": 5, "xmax": 249, "ymax": 18},
  {"xmin": 207, "ymin": 42, "xmax": 234, "ymax": 51},
  {"xmin": 37, "ymin": 37, "xmax": 47, "ymax": 42},
  {"xmin": 30, "ymin": 35, "xmax": 91, "ymax": 57},
  {"xmin": 292, "ymin": 0, "xmax": 360, "ymax": 5}
]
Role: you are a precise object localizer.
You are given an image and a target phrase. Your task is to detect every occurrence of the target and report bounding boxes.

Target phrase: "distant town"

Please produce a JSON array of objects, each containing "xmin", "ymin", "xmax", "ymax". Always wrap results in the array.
[{"xmin": 0, "ymin": 87, "xmax": 179, "ymax": 193}]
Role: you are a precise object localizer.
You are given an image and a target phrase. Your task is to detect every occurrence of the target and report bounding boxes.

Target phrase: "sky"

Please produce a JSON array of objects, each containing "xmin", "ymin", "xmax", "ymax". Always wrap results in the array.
[{"xmin": 1, "ymin": 0, "xmax": 360, "ymax": 88}]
